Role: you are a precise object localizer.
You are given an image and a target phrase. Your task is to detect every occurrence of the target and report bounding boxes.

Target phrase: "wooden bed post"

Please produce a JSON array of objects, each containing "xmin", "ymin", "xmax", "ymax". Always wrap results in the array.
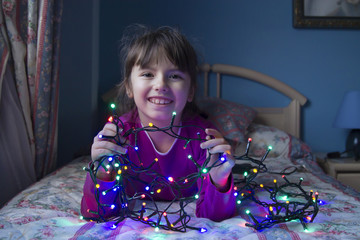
[{"xmin": 199, "ymin": 63, "xmax": 307, "ymax": 139}]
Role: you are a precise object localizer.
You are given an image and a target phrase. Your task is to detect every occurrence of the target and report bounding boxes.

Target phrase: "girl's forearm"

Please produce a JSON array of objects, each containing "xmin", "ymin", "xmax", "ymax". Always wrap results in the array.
[{"xmin": 210, "ymin": 173, "xmax": 231, "ymax": 192}]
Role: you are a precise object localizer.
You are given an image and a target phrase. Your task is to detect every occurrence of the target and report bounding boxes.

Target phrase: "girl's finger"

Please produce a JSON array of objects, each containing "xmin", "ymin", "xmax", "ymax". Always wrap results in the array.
[
  {"xmin": 93, "ymin": 140, "xmax": 127, "ymax": 154},
  {"xmin": 207, "ymin": 144, "xmax": 231, "ymax": 155},
  {"xmin": 205, "ymin": 128, "xmax": 222, "ymax": 138},
  {"xmin": 95, "ymin": 123, "xmax": 126, "ymax": 144},
  {"xmin": 200, "ymin": 137, "xmax": 227, "ymax": 150},
  {"xmin": 200, "ymin": 128, "xmax": 226, "ymax": 149},
  {"xmin": 91, "ymin": 141, "xmax": 127, "ymax": 161},
  {"xmin": 102, "ymin": 123, "xmax": 118, "ymax": 135}
]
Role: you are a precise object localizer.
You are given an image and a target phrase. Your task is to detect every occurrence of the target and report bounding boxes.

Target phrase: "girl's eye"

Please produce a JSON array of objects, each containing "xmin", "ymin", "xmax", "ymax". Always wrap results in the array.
[
  {"xmin": 141, "ymin": 72, "xmax": 153, "ymax": 78},
  {"xmin": 169, "ymin": 74, "xmax": 183, "ymax": 80}
]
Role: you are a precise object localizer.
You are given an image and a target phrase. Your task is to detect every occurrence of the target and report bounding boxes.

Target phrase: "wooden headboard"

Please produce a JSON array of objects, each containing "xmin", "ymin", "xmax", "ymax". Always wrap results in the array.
[{"xmin": 199, "ymin": 63, "xmax": 307, "ymax": 139}]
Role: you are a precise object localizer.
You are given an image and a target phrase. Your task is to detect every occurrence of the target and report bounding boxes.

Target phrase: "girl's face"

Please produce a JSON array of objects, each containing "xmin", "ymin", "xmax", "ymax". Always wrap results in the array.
[{"xmin": 127, "ymin": 57, "xmax": 194, "ymax": 126}]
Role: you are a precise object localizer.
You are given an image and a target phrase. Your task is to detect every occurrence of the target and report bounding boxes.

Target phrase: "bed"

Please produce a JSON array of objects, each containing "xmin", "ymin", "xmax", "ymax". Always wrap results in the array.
[{"xmin": 1, "ymin": 63, "xmax": 360, "ymax": 239}]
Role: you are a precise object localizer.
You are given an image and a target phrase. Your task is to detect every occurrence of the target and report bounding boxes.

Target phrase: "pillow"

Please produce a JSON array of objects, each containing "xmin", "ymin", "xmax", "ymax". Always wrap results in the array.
[
  {"xmin": 232, "ymin": 123, "xmax": 315, "ymax": 179},
  {"xmin": 234, "ymin": 123, "xmax": 313, "ymax": 161},
  {"xmin": 197, "ymin": 97, "xmax": 256, "ymax": 143},
  {"xmin": 238, "ymin": 123, "xmax": 291, "ymax": 159}
]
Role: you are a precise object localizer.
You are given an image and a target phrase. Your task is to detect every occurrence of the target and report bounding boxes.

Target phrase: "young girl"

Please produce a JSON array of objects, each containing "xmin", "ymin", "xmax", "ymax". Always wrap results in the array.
[{"xmin": 81, "ymin": 25, "xmax": 237, "ymax": 223}]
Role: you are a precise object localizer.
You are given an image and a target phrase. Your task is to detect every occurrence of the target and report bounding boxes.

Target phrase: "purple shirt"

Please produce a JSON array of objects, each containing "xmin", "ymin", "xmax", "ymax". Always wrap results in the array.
[{"xmin": 81, "ymin": 110, "xmax": 237, "ymax": 222}]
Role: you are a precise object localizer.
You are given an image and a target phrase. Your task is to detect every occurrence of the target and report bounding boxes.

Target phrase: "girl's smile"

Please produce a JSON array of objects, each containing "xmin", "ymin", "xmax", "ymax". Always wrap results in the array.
[{"xmin": 148, "ymin": 96, "xmax": 173, "ymax": 105}]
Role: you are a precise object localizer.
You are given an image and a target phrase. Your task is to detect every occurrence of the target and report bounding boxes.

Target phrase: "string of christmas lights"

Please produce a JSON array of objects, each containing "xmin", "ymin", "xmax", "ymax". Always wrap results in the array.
[
  {"xmin": 231, "ymin": 137, "xmax": 320, "ymax": 231},
  {"xmin": 81, "ymin": 104, "xmax": 320, "ymax": 232}
]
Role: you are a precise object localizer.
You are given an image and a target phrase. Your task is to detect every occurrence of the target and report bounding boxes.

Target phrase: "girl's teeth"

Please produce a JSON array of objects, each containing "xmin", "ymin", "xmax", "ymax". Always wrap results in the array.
[{"xmin": 150, "ymin": 98, "xmax": 171, "ymax": 104}]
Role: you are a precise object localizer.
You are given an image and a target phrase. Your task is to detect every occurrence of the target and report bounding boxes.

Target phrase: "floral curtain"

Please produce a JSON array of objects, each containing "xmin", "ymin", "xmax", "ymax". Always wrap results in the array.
[{"xmin": 0, "ymin": 0, "xmax": 63, "ymax": 181}]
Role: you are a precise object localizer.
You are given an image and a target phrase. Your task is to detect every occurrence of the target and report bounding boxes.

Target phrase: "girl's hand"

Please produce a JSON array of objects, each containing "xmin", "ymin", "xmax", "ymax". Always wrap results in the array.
[
  {"xmin": 200, "ymin": 128, "xmax": 235, "ymax": 192},
  {"xmin": 91, "ymin": 123, "xmax": 127, "ymax": 180}
]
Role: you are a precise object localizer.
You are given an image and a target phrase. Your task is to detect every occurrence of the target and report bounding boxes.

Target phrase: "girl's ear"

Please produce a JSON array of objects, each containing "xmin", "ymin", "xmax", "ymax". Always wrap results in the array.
[
  {"xmin": 125, "ymin": 81, "xmax": 133, "ymax": 98},
  {"xmin": 126, "ymin": 89, "xmax": 133, "ymax": 98}
]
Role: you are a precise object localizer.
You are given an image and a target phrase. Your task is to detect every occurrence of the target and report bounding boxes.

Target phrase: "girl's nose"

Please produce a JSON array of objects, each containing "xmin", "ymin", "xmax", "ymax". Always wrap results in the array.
[{"xmin": 154, "ymin": 75, "xmax": 169, "ymax": 92}]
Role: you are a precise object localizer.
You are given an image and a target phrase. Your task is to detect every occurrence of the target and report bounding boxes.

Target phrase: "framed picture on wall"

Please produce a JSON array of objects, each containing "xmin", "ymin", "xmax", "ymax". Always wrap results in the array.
[{"xmin": 293, "ymin": 0, "xmax": 360, "ymax": 29}]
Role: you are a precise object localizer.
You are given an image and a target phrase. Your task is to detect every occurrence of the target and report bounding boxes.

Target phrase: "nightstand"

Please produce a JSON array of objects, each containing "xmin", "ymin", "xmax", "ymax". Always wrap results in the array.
[{"xmin": 316, "ymin": 155, "xmax": 360, "ymax": 192}]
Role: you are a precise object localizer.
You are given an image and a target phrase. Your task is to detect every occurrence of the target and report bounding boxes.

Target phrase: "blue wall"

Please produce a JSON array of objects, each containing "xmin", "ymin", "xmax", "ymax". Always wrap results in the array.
[
  {"xmin": 59, "ymin": 0, "xmax": 360, "ymax": 167},
  {"xmin": 59, "ymin": 0, "xmax": 96, "ymax": 167}
]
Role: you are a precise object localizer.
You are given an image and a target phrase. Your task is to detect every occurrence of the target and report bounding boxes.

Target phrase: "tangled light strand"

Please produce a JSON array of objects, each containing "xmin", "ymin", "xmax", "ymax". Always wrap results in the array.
[
  {"xmin": 232, "ymin": 138, "xmax": 320, "ymax": 231},
  {"xmin": 81, "ymin": 104, "xmax": 320, "ymax": 232}
]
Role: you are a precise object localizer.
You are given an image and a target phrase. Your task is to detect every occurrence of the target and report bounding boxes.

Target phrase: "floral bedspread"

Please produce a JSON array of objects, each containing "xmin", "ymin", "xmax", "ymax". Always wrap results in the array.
[{"xmin": 1, "ymin": 149, "xmax": 360, "ymax": 240}]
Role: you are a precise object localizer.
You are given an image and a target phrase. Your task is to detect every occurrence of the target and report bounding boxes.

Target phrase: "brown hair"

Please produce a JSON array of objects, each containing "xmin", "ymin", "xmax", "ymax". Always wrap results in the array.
[{"xmin": 116, "ymin": 25, "xmax": 199, "ymax": 117}]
